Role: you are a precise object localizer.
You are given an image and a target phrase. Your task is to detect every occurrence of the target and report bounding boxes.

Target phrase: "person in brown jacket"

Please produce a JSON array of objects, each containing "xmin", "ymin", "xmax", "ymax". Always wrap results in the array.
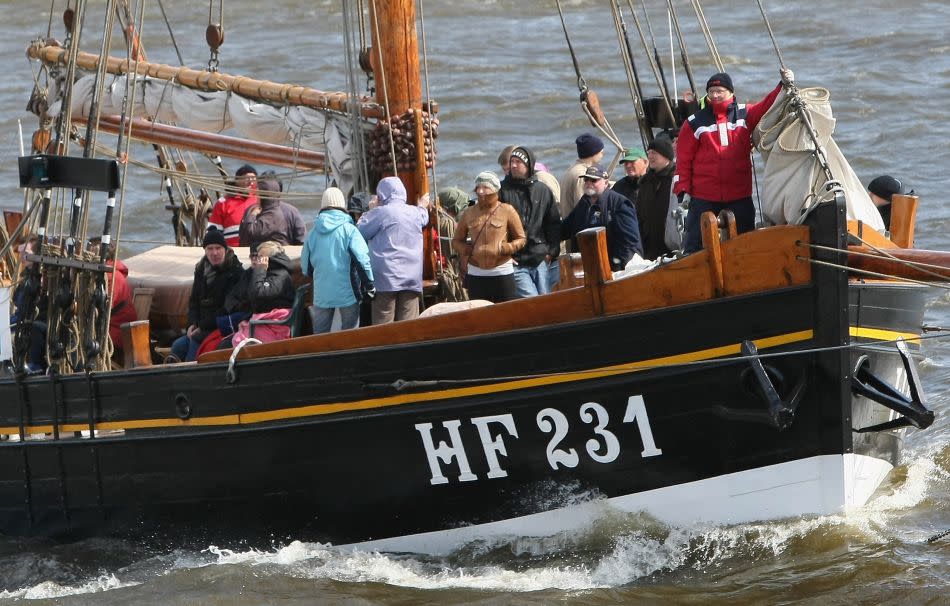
[{"xmin": 453, "ymin": 171, "xmax": 526, "ymax": 303}]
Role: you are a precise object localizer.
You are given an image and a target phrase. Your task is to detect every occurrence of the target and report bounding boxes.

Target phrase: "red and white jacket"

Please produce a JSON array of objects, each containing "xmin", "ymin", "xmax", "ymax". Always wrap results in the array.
[
  {"xmin": 208, "ymin": 188, "xmax": 259, "ymax": 246},
  {"xmin": 674, "ymin": 83, "xmax": 781, "ymax": 202}
]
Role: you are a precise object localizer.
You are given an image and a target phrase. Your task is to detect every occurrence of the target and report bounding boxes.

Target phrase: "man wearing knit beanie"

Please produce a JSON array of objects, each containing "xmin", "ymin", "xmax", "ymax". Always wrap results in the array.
[
  {"xmin": 674, "ymin": 66, "xmax": 795, "ymax": 253},
  {"xmin": 637, "ymin": 137, "xmax": 679, "ymax": 260},
  {"xmin": 501, "ymin": 145, "xmax": 561, "ymax": 297},
  {"xmin": 559, "ymin": 132, "xmax": 606, "ymax": 219},
  {"xmin": 302, "ymin": 187, "xmax": 374, "ymax": 334},
  {"xmin": 170, "ymin": 227, "xmax": 243, "ymax": 362}
]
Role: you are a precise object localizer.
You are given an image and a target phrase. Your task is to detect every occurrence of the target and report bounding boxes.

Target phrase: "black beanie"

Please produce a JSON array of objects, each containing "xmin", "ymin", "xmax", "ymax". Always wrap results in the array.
[
  {"xmin": 706, "ymin": 72, "xmax": 734, "ymax": 93},
  {"xmin": 575, "ymin": 133, "xmax": 605, "ymax": 159},
  {"xmin": 648, "ymin": 137, "xmax": 675, "ymax": 162},
  {"xmin": 202, "ymin": 228, "xmax": 227, "ymax": 249},
  {"xmin": 868, "ymin": 175, "xmax": 907, "ymax": 202}
]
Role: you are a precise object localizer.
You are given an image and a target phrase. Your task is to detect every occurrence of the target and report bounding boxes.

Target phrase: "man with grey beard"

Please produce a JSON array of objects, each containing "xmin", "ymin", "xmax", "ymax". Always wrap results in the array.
[{"xmin": 560, "ymin": 164, "xmax": 642, "ymax": 272}]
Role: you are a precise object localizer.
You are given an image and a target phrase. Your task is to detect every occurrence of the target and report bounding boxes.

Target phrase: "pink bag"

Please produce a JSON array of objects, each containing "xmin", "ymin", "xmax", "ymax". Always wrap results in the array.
[{"xmin": 231, "ymin": 308, "xmax": 291, "ymax": 346}]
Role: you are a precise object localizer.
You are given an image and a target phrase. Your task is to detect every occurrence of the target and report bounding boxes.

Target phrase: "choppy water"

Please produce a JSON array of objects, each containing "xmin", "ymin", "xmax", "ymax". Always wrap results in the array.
[{"xmin": 1, "ymin": 0, "xmax": 949, "ymax": 603}]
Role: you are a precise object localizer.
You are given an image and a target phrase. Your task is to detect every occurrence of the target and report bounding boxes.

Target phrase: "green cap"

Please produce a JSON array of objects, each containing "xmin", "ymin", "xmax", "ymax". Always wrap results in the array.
[{"xmin": 620, "ymin": 147, "xmax": 647, "ymax": 163}]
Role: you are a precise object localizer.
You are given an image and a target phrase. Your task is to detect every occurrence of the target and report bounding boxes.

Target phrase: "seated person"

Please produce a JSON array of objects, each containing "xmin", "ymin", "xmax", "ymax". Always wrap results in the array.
[
  {"xmin": 170, "ymin": 229, "xmax": 244, "ymax": 362},
  {"xmin": 218, "ymin": 240, "xmax": 296, "ymax": 349}
]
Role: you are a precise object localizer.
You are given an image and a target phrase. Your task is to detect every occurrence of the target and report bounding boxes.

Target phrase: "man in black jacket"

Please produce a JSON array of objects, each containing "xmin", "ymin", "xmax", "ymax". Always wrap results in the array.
[
  {"xmin": 500, "ymin": 146, "xmax": 562, "ymax": 297},
  {"xmin": 171, "ymin": 228, "xmax": 244, "ymax": 362},
  {"xmin": 561, "ymin": 164, "xmax": 643, "ymax": 271},
  {"xmin": 636, "ymin": 138, "xmax": 678, "ymax": 260}
]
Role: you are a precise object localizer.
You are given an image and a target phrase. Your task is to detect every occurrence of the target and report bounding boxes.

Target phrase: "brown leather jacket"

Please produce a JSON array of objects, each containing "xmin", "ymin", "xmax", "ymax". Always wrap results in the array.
[{"xmin": 452, "ymin": 195, "xmax": 526, "ymax": 271}]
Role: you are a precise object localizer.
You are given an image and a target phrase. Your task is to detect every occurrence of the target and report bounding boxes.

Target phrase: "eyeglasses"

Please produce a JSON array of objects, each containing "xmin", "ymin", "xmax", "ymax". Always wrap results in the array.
[{"xmin": 582, "ymin": 177, "xmax": 601, "ymax": 183}]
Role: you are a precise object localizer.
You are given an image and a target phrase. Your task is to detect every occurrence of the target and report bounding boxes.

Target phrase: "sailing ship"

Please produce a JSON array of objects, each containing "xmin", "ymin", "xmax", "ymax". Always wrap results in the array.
[{"xmin": 0, "ymin": 1, "xmax": 940, "ymax": 554}]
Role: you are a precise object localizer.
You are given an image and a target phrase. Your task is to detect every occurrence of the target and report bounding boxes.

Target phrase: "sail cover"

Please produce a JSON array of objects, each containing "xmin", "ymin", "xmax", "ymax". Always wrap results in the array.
[
  {"xmin": 48, "ymin": 73, "xmax": 363, "ymax": 193},
  {"xmin": 754, "ymin": 87, "xmax": 884, "ymax": 230}
]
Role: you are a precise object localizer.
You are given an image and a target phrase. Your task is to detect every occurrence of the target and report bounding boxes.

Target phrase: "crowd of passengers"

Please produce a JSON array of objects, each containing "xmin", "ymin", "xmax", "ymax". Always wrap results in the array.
[{"xmin": 9, "ymin": 69, "xmax": 913, "ymax": 368}]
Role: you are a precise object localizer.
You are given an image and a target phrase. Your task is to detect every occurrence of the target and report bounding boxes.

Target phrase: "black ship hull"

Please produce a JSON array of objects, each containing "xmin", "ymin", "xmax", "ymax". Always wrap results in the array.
[{"xmin": 0, "ymin": 202, "xmax": 933, "ymax": 553}]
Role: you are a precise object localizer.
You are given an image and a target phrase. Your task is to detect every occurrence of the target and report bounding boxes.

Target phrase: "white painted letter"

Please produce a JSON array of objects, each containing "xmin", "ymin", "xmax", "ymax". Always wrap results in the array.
[
  {"xmin": 471, "ymin": 414, "xmax": 519, "ymax": 479},
  {"xmin": 415, "ymin": 420, "xmax": 478, "ymax": 485},
  {"xmin": 622, "ymin": 395, "xmax": 663, "ymax": 457}
]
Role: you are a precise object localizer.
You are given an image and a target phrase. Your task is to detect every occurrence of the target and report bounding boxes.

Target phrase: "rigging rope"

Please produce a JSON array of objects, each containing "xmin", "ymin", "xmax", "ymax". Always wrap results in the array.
[
  {"xmin": 157, "ymin": 0, "xmax": 185, "ymax": 66},
  {"xmin": 689, "ymin": 0, "xmax": 723, "ymax": 72},
  {"xmin": 341, "ymin": 0, "xmax": 371, "ymax": 193},
  {"xmin": 755, "ymin": 0, "xmax": 787, "ymax": 68},
  {"xmin": 625, "ymin": 0, "xmax": 676, "ymax": 128}
]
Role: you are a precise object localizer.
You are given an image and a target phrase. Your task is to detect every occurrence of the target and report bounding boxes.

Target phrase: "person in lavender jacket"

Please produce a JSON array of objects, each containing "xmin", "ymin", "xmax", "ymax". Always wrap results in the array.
[{"xmin": 357, "ymin": 177, "xmax": 430, "ymax": 324}]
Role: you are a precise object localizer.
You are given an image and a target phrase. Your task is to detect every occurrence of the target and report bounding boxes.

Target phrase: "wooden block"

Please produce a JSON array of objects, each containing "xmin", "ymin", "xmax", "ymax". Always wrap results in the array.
[{"xmin": 121, "ymin": 320, "xmax": 152, "ymax": 368}]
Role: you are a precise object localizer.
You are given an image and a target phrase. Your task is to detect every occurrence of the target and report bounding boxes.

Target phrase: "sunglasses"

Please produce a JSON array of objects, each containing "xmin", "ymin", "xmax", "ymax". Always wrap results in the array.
[{"xmin": 582, "ymin": 177, "xmax": 602, "ymax": 183}]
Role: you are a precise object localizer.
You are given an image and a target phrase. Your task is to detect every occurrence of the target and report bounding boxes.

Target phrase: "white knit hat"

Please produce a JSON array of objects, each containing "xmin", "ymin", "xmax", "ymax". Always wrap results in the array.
[{"xmin": 321, "ymin": 187, "xmax": 346, "ymax": 210}]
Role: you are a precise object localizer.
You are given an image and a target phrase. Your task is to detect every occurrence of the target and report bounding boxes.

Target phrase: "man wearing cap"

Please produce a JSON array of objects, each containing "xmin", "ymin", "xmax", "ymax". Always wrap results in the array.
[
  {"xmin": 302, "ymin": 187, "xmax": 374, "ymax": 334},
  {"xmin": 674, "ymin": 68, "xmax": 794, "ymax": 253},
  {"xmin": 636, "ymin": 138, "xmax": 679, "ymax": 260},
  {"xmin": 358, "ymin": 177, "xmax": 430, "ymax": 324},
  {"xmin": 208, "ymin": 164, "xmax": 258, "ymax": 247},
  {"xmin": 612, "ymin": 147, "xmax": 648, "ymax": 204},
  {"xmin": 867, "ymin": 175, "xmax": 910, "ymax": 230},
  {"xmin": 559, "ymin": 132, "xmax": 606, "ymax": 219},
  {"xmin": 561, "ymin": 164, "xmax": 643, "ymax": 271},
  {"xmin": 500, "ymin": 146, "xmax": 562, "ymax": 297},
  {"xmin": 171, "ymin": 228, "xmax": 244, "ymax": 361}
]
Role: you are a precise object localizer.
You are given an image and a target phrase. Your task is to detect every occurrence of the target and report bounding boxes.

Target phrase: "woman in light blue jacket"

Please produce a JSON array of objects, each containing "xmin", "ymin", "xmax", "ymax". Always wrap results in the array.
[{"xmin": 302, "ymin": 188, "xmax": 374, "ymax": 333}]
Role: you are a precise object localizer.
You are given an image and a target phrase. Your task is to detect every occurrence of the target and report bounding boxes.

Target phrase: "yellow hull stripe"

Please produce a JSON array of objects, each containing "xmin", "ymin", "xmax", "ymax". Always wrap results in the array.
[
  {"xmin": 849, "ymin": 326, "xmax": 920, "ymax": 344},
  {"xmin": 2, "ymin": 329, "xmax": 815, "ymax": 436}
]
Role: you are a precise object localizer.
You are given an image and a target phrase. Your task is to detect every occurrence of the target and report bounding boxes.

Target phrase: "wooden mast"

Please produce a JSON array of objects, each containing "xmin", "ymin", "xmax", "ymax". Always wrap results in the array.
[{"xmin": 370, "ymin": 0, "xmax": 427, "ymax": 202}]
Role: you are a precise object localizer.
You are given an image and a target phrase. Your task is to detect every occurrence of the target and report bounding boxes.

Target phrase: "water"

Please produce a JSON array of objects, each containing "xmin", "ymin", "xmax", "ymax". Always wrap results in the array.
[{"xmin": 1, "ymin": 1, "xmax": 948, "ymax": 603}]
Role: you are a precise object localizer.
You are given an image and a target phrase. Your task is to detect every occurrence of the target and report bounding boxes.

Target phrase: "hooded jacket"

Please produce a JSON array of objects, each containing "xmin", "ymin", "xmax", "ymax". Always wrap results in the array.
[
  {"xmin": 500, "ymin": 147, "xmax": 561, "ymax": 267},
  {"xmin": 187, "ymin": 249, "xmax": 245, "ymax": 330},
  {"xmin": 302, "ymin": 208, "xmax": 374, "ymax": 309},
  {"xmin": 674, "ymin": 83, "xmax": 781, "ymax": 202},
  {"xmin": 357, "ymin": 177, "xmax": 429, "ymax": 292},
  {"xmin": 238, "ymin": 196, "xmax": 306, "ymax": 248}
]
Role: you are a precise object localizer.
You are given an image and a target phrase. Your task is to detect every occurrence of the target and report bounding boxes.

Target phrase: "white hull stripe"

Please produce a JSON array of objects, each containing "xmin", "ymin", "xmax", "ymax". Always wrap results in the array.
[{"xmin": 351, "ymin": 454, "xmax": 893, "ymax": 556}]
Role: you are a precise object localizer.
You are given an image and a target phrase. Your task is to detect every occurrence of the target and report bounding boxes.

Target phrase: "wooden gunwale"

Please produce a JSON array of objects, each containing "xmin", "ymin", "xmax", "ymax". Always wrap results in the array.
[{"xmin": 198, "ymin": 224, "xmax": 813, "ymax": 364}]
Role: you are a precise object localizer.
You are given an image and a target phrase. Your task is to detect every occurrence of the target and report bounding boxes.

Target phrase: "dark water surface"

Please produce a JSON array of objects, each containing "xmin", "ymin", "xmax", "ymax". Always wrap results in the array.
[{"xmin": 1, "ymin": 1, "xmax": 948, "ymax": 603}]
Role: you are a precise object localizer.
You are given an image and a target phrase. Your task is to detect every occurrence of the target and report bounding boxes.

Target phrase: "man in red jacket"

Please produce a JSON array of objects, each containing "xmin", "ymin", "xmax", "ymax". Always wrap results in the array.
[
  {"xmin": 207, "ymin": 164, "xmax": 258, "ymax": 247},
  {"xmin": 674, "ymin": 69, "xmax": 793, "ymax": 253}
]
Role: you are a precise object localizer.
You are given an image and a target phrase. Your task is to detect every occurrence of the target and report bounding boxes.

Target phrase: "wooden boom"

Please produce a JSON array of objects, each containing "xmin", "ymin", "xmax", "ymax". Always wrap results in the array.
[
  {"xmin": 848, "ymin": 246, "xmax": 950, "ymax": 282},
  {"xmin": 27, "ymin": 42, "xmax": 385, "ymax": 119},
  {"xmin": 78, "ymin": 115, "xmax": 325, "ymax": 172}
]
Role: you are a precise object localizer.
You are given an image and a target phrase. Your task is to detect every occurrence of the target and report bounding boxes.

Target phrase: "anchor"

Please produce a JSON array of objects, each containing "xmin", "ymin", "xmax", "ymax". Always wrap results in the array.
[
  {"xmin": 851, "ymin": 338, "xmax": 935, "ymax": 432},
  {"xmin": 713, "ymin": 340, "xmax": 807, "ymax": 431}
]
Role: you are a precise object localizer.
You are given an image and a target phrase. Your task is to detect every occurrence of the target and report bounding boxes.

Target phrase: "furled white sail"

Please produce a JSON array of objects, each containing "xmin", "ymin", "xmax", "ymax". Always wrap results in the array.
[
  {"xmin": 754, "ymin": 87, "xmax": 884, "ymax": 230},
  {"xmin": 48, "ymin": 73, "xmax": 362, "ymax": 192}
]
